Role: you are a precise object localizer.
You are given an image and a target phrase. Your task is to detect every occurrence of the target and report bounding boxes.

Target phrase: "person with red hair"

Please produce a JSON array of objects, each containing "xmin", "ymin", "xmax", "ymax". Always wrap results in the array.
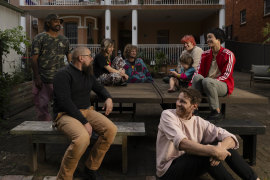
[{"xmin": 180, "ymin": 35, "xmax": 203, "ymax": 70}]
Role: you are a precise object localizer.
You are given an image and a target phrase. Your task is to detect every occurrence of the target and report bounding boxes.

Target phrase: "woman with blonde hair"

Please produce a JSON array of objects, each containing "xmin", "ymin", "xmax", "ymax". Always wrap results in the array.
[{"xmin": 93, "ymin": 39, "xmax": 128, "ymax": 86}]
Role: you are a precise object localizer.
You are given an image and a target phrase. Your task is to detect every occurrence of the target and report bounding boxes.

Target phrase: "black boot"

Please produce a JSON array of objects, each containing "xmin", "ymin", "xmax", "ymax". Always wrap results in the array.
[
  {"xmin": 207, "ymin": 110, "xmax": 223, "ymax": 123},
  {"xmin": 84, "ymin": 167, "xmax": 97, "ymax": 180}
]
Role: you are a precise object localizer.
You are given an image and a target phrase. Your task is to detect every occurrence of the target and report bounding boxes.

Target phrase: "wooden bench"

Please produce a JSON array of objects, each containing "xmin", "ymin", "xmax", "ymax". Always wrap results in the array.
[
  {"xmin": 10, "ymin": 121, "xmax": 145, "ymax": 173},
  {"xmin": 216, "ymin": 119, "xmax": 266, "ymax": 165}
]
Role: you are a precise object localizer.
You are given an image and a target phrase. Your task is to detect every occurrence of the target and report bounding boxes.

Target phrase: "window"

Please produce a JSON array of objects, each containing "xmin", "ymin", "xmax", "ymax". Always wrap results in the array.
[
  {"xmin": 87, "ymin": 23, "xmax": 93, "ymax": 44},
  {"xmin": 240, "ymin": 9, "xmax": 246, "ymax": 25},
  {"xmin": 265, "ymin": 0, "xmax": 270, "ymax": 15},
  {"xmin": 64, "ymin": 23, "xmax": 78, "ymax": 44},
  {"xmin": 157, "ymin": 30, "xmax": 169, "ymax": 44}
]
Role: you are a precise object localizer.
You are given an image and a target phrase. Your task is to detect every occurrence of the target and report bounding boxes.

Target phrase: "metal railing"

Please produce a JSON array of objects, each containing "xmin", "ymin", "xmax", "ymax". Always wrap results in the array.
[
  {"xmin": 69, "ymin": 43, "xmax": 209, "ymax": 65},
  {"xmin": 70, "ymin": 44, "xmax": 101, "ymax": 56},
  {"xmin": 137, "ymin": 44, "xmax": 209, "ymax": 65},
  {"xmin": 143, "ymin": 0, "xmax": 219, "ymax": 5},
  {"xmin": 22, "ymin": 0, "xmax": 219, "ymax": 6},
  {"xmin": 24, "ymin": 0, "xmax": 99, "ymax": 5}
]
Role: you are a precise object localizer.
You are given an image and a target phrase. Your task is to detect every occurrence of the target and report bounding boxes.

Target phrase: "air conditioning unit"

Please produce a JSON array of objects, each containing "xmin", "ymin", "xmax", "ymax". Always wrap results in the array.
[{"xmin": 32, "ymin": 18, "xmax": 38, "ymax": 29}]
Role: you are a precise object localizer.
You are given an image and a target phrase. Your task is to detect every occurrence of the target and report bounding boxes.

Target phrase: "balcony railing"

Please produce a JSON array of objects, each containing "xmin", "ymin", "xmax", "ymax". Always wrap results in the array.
[
  {"xmin": 23, "ymin": 0, "xmax": 219, "ymax": 6},
  {"xmin": 70, "ymin": 44, "xmax": 209, "ymax": 65},
  {"xmin": 137, "ymin": 44, "xmax": 209, "ymax": 65},
  {"xmin": 70, "ymin": 44, "xmax": 101, "ymax": 56}
]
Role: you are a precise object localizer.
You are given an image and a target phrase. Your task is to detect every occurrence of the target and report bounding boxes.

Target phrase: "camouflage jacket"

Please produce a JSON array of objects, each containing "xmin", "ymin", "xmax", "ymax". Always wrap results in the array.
[{"xmin": 31, "ymin": 32, "xmax": 71, "ymax": 83}]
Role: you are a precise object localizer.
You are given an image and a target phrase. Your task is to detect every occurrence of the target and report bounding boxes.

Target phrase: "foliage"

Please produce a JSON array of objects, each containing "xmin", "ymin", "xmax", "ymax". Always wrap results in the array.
[
  {"xmin": 0, "ymin": 26, "xmax": 30, "ymax": 73},
  {"xmin": 262, "ymin": 22, "xmax": 270, "ymax": 44},
  {"xmin": 153, "ymin": 50, "xmax": 167, "ymax": 73}
]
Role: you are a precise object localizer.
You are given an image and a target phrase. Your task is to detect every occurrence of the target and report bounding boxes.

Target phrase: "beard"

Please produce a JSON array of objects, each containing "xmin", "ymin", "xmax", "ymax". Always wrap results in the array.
[
  {"xmin": 50, "ymin": 25, "xmax": 61, "ymax": 32},
  {"xmin": 176, "ymin": 105, "xmax": 193, "ymax": 119},
  {"xmin": 82, "ymin": 63, "xmax": 93, "ymax": 76}
]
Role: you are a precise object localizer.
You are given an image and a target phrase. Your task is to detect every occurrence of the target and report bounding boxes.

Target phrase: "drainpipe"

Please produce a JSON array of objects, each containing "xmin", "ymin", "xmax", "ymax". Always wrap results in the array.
[
  {"xmin": 219, "ymin": 0, "xmax": 225, "ymax": 46},
  {"xmin": 132, "ymin": 9, "xmax": 138, "ymax": 45},
  {"xmin": 132, "ymin": 0, "xmax": 138, "ymax": 45},
  {"xmin": 105, "ymin": 0, "xmax": 111, "ymax": 39}
]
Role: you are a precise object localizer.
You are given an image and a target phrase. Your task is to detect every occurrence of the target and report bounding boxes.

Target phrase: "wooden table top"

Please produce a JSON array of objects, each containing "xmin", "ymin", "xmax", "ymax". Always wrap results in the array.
[
  {"xmin": 96, "ymin": 83, "xmax": 162, "ymax": 104},
  {"xmin": 153, "ymin": 79, "xmax": 269, "ymax": 104}
]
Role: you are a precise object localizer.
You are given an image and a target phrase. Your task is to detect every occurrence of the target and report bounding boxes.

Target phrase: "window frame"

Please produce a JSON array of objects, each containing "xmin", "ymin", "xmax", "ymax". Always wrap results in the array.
[
  {"xmin": 240, "ymin": 9, "xmax": 246, "ymax": 25},
  {"xmin": 264, "ymin": 0, "xmax": 270, "ymax": 16}
]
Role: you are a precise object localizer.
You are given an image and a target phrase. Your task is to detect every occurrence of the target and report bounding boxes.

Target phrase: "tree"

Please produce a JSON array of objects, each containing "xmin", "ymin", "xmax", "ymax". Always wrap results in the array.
[
  {"xmin": 0, "ymin": 26, "xmax": 30, "ymax": 74},
  {"xmin": 262, "ymin": 22, "xmax": 270, "ymax": 44}
]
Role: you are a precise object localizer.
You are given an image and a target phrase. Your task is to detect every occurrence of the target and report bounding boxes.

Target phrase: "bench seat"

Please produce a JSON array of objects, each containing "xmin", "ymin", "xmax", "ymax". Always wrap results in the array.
[
  {"xmin": 216, "ymin": 119, "xmax": 266, "ymax": 165},
  {"xmin": 10, "ymin": 121, "xmax": 145, "ymax": 173}
]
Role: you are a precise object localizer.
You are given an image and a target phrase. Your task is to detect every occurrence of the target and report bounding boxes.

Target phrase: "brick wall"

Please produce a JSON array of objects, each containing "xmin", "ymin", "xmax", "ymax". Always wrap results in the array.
[{"xmin": 226, "ymin": 0, "xmax": 270, "ymax": 43}]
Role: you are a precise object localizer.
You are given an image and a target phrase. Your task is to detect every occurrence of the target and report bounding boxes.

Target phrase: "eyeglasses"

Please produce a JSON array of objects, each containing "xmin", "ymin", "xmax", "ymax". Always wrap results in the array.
[{"xmin": 81, "ymin": 54, "xmax": 93, "ymax": 58}]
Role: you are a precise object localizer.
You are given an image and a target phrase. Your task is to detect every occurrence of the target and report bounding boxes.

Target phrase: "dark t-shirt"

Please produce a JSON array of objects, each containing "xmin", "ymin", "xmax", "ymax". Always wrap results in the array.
[{"xmin": 94, "ymin": 53, "xmax": 110, "ymax": 78}]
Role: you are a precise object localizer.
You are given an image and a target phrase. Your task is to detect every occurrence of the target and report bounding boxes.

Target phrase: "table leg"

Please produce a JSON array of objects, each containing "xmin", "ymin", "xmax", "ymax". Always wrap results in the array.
[
  {"xmin": 122, "ymin": 136, "xmax": 127, "ymax": 173},
  {"xmin": 29, "ymin": 136, "xmax": 38, "ymax": 172},
  {"xmin": 240, "ymin": 135, "xmax": 257, "ymax": 165}
]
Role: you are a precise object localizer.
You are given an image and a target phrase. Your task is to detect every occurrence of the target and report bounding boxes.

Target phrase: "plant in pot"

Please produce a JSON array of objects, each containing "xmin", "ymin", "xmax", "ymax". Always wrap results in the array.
[{"xmin": 153, "ymin": 50, "xmax": 168, "ymax": 77}]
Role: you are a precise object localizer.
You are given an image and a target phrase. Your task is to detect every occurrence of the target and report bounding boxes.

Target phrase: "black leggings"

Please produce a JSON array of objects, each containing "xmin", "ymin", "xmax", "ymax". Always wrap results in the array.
[{"xmin": 160, "ymin": 149, "xmax": 258, "ymax": 180}]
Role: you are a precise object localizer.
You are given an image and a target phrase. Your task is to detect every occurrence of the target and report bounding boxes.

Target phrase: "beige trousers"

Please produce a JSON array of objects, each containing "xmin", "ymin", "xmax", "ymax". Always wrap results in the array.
[{"xmin": 55, "ymin": 108, "xmax": 117, "ymax": 180}]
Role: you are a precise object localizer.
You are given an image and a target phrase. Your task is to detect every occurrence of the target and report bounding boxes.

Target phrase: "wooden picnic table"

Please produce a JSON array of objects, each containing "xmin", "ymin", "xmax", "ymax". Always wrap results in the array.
[
  {"xmin": 152, "ymin": 79, "xmax": 269, "ymax": 104},
  {"xmin": 91, "ymin": 83, "xmax": 162, "ymax": 114}
]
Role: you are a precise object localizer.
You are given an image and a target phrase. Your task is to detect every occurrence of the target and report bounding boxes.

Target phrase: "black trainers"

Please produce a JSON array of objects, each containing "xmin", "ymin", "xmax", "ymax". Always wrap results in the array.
[
  {"xmin": 84, "ymin": 167, "xmax": 97, "ymax": 180},
  {"xmin": 120, "ymin": 81, "xmax": 127, "ymax": 86},
  {"xmin": 207, "ymin": 110, "xmax": 223, "ymax": 123}
]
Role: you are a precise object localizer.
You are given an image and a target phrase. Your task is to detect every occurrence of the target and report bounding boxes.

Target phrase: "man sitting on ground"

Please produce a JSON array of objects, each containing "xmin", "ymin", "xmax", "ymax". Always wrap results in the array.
[
  {"xmin": 53, "ymin": 47, "xmax": 117, "ymax": 180},
  {"xmin": 156, "ymin": 88, "xmax": 260, "ymax": 180}
]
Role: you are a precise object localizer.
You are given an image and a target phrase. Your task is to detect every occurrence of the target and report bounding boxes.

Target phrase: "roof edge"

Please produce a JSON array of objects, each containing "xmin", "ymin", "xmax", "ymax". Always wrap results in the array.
[{"xmin": 0, "ymin": 1, "xmax": 24, "ymax": 14}]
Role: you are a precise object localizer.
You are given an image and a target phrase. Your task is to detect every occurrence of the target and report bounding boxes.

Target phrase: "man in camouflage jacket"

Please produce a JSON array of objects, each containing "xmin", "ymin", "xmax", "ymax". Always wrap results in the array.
[{"xmin": 31, "ymin": 14, "xmax": 72, "ymax": 121}]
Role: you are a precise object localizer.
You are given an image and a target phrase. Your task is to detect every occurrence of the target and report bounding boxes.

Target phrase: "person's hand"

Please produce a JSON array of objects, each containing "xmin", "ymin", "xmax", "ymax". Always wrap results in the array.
[
  {"xmin": 84, "ymin": 122, "xmax": 92, "ymax": 136},
  {"xmin": 209, "ymin": 142, "xmax": 222, "ymax": 166},
  {"xmin": 103, "ymin": 98, "xmax": 113, "ymax": 115},
  {"xmin": 119, "ymin": 68, "xmax": 125, "ymax": 74},
  {"xmin": 209, "ymin": 156, "xmax": 220, "ymax": 166},
  {"xmin": 213, "ymin": 144, "xmax": 231, "ymax": 161},
  {"xmin": 34, "ymin": 76, "xmax": 43, "ymax": 89},
  {"xmin": 123, "ymin": 74, "xmax": 129, "ymax": 80},
  {"xmin": 170, "ymin": 71, "xmax": 178, "ymax": 77}
]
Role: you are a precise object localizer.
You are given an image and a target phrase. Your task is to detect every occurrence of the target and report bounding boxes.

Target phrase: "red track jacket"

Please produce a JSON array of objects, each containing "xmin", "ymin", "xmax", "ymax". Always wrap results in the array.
[{"xmin": 190, "ymin": 46, "xmax": 236, "ymax": 95}]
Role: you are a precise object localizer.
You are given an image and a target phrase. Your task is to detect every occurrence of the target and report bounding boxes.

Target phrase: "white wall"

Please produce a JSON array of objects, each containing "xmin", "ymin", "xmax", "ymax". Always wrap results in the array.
[{"xmin": 0, "ymin": 5, "xmax": 23, "ymax": 74}]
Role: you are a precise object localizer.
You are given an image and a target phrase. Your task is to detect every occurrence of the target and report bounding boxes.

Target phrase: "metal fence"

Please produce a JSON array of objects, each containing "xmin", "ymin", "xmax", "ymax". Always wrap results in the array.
[
  {"xmin": 23, "ymin": 0, "xmax": 219, "ymax": 5},
  {"xmin": 225, "ymin": 41, "xmax": 270, "ymax": 72},
  {"xmin": 137, "ymin": 44, "xmax": 209, "ymax": 65}
]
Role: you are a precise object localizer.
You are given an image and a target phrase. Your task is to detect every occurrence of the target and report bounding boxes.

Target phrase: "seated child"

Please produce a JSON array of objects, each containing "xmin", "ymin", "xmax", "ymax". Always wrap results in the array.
[{"xmin": 167, "ymin": 53, "xmax": 195, "ymax": 92}]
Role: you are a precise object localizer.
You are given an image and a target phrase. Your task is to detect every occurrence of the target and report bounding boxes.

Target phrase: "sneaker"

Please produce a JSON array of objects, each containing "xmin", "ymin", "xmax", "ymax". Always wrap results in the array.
[
  {"xmin": 84, "ymin": 167, "xmax": 97, "ymax": 180},
  {"xmin": 120, "ymin": 81, "xmax": 127, "ymax": 86},
  {"xmin": 207, "ymin": 110, "xmax": 223, "ymax": 123}
]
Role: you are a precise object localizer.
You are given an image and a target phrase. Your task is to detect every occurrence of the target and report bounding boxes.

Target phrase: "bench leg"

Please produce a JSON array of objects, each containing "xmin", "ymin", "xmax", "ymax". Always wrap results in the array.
[
  {"xmin": 221, "ymin": 103, "xmax": 226, "ymax": 118},
  {"xmin": 132, "ymin": 103, "xmax": 136, "ymax": 117},
  {"xmin": 29, "ymin": 136, "xmax": 38, "ymax": 172},
  {"xmin": 122, "ymin": 136, "xmax": 127, "ymax": 173},
  {"xmin": 39, "ymin": 143, "xmax": 46, "ymax": 162},
  {"xmin": 240, "ymin": 135, "xmax": 257, "ymax": 165},
  {"xmin": 119, "ymin": 103, "xmax": 123, "ymax": 114}
]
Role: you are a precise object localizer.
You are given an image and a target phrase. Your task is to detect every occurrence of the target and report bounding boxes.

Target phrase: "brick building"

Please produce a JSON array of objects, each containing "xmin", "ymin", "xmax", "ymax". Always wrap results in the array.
[{"xmin": 226, "ymin": 0, "xmax": 270, "ymax": 43}]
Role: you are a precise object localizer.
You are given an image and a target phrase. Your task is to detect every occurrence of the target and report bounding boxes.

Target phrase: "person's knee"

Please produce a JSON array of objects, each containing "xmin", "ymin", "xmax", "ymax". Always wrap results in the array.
[
  {"xmin": 104, "ymin": 123, "xmax": 118, "ymax": 144},
  {"xmin": 73, "ymin": 131, "xmax": 90, "ymax": 149}
]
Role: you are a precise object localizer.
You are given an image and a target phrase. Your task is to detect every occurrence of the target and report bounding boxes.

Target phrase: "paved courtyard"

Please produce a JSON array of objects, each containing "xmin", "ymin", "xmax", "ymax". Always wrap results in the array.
[{"xmin": 0, "ymin": 71, "xmax": 269, "ymax": 180}]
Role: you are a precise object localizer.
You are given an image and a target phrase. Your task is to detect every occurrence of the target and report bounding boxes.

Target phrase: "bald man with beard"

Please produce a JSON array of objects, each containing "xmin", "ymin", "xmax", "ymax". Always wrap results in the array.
[{"xmin": 53, "ymin": 47, "xmax": 117, "ymax": 180}]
